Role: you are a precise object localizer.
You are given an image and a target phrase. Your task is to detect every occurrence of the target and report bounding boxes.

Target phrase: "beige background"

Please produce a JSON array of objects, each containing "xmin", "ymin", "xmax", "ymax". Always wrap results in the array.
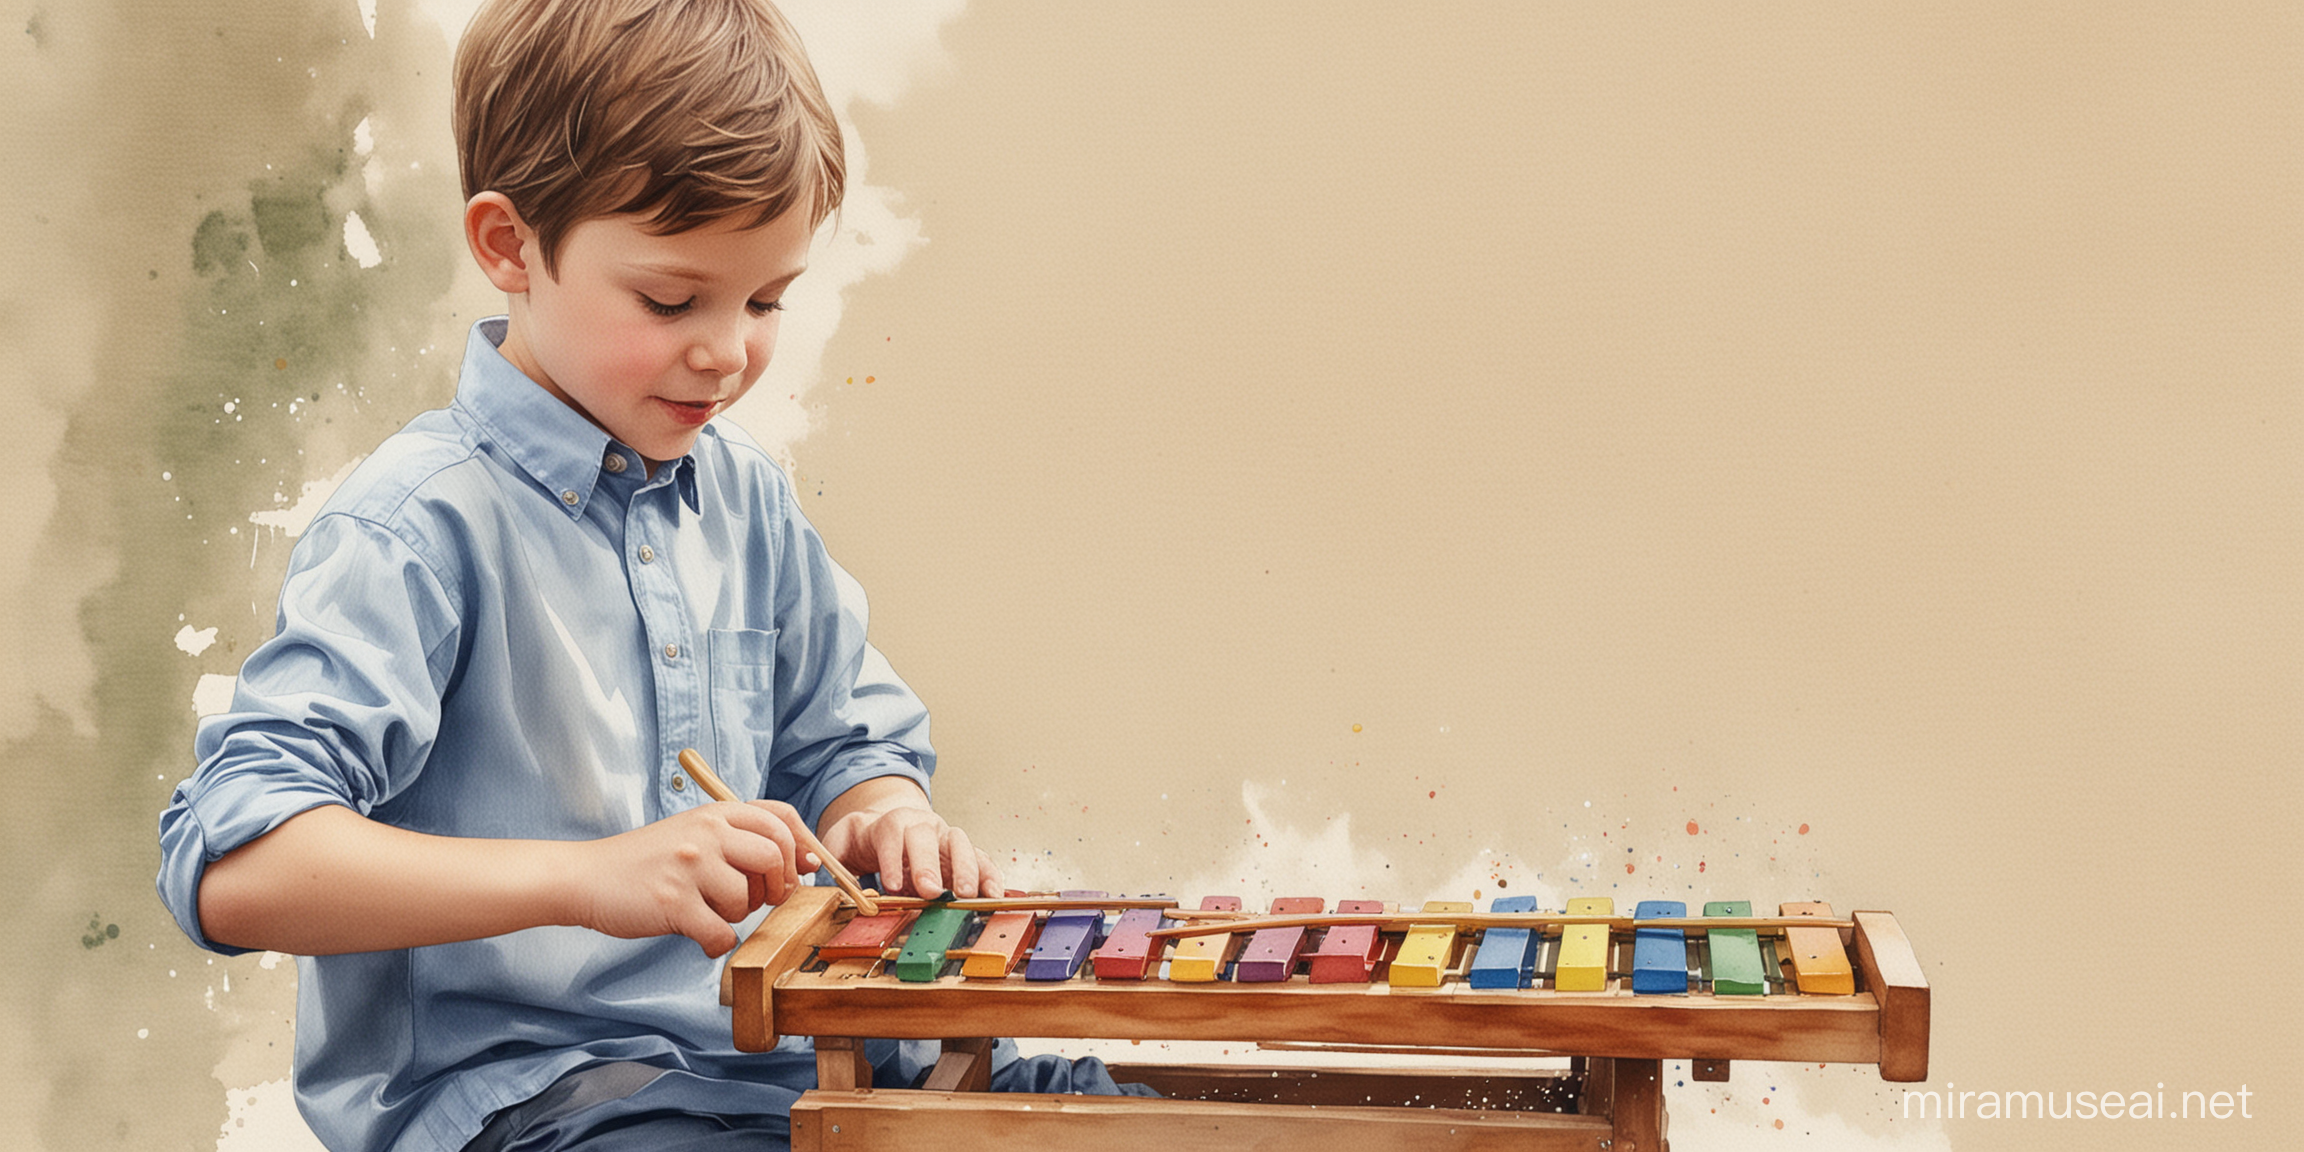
[{"xmin": 2, "ymin": 1, "xmax": 2296, "ymax": 1149}]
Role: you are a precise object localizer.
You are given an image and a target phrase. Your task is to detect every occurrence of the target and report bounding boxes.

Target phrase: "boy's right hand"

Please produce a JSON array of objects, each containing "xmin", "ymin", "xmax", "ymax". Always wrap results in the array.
[{"xmin": 564, "ymin": 800, "xmax": 817, "ymax": 957}]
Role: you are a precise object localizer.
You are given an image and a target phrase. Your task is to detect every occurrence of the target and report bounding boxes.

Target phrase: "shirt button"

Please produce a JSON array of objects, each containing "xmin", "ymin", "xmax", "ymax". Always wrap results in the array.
[
  {"xmin": 670, "ymin": 774, "xmax": 687, "ymax": 792},
  {"xmin": 664, "ymin": 643, "xmax": 679, "ymax": 660},
  {"xmin": 603, "ymin": 452, "xmax": 628, "ymax": 474},
  {"xmin": 560, "ymin": 490, "xmax": 579, "ymax": 506},
  {"xmin": 638, "ymin": 544, "xmax": 655, "ymax": 564}
]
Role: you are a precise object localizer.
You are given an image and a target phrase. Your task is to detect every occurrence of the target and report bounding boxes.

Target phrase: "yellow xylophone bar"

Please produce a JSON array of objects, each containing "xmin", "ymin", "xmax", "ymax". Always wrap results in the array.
[{"xmin": 1554, "ymin": 897, "xmax": 1613, "ymax": 992}]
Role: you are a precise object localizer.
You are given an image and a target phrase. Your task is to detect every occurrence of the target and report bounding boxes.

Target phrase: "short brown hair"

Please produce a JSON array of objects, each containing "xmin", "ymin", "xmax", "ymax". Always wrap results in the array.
[{"xmin": 453, "ymin": 0, "xmax": 843, "ymax": 274}]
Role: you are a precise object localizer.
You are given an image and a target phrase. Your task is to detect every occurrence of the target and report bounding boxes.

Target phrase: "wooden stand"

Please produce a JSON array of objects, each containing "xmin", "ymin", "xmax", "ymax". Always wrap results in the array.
[
  {"xmin": 727, "ymin": 891, "xmax": 1929, "ymax": 1152},
  {"xmin": 789, "ymin": 1054, "xmax": 1660, "ymax": 1150}
]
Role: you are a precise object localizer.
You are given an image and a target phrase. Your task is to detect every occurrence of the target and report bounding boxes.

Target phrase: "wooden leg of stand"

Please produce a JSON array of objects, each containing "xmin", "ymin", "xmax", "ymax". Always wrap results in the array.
[
  {"xmin": 1610, "ymin": 1058, "xmax": 1666, "ymax": 1152},
  {"xmin": 922, "ymin": 1036, "xmax": 994, "ymax": 1092},
  {"xmin": 1576, "ymin": 1056, "xmax": 1611, "ymax": 1119},
  {"xmin": 815, "ymin": 1036, "xmax": 872, "ymax": 1091}
]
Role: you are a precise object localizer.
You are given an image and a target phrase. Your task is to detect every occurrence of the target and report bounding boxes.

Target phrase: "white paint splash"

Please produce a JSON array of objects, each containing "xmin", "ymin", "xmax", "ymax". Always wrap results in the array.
[
  {"xmin": 778, "ymin": 0, "xmax": 967, "ymax": 112},
  {"xmin": 192, "ymin": 674, "xmax": 238, "ymax": 718},
  {"xmin": 723, "ymin": 145, "xmax": 929, "ymax": 460},
  {"xmin": 721, "ymin": 0, "xmax": 966, "ymax": 462},
  {"xmin": 341, "ymin": 211, "xmax": 382, "ymax": 269},
  {"xmin": 214, "ymin": 1077, "xmax": 327, "ymax": 1152},
  {"xmin": 412, "ymin": 0, "xmax": 485, "ymax": 46},
  {"xmin": 248, "ymin": 456, "xmax": 365, "ymax": 538},
  {"xmin": 352, "ymin": 115, "xmax": 382, "ymax": 198}
]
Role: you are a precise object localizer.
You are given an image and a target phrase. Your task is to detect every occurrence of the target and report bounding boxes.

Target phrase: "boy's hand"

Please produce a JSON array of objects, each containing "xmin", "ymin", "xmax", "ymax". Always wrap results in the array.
[
  {"xmin": 821, "ymin": 806, "xmax": 1002, "ymax": 900},
  {"xmin": 566, "ymin": 800, "xmax": 817, "ymax": 957}
]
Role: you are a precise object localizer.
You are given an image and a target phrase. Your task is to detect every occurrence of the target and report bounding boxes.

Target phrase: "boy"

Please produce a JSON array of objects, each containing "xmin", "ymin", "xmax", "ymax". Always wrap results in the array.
[{"xmin": 157, "ymin": 2, "xmax": 1140, "ymax": 1148}]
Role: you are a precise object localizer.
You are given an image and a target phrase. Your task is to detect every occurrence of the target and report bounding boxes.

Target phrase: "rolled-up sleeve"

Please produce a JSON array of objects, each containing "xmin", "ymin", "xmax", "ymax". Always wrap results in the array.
[
  {"xmin": 758, "ymin": 473, "xmax": 935, "ymax": 831},
  {"xmin": 157, "ymin": 513, "xmax": 463, "ymax": 954}
]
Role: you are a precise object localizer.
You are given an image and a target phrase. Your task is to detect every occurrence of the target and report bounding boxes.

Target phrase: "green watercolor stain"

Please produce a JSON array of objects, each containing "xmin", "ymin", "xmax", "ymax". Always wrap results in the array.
[
  {"xmin": 81, "ymin": 915, "xmax": 121, "ymax": 949},
  {"xmin": 190, "ymin": 210, "xmax": 252, "ymax": 277},
  {"xmin": 249, "ymin": 183, "xmax": 332, "ymax": 261}
]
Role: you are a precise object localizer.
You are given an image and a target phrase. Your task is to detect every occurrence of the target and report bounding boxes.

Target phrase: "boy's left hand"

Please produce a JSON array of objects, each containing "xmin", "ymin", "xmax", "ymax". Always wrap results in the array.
[{"xmin": 820, "ymin": 804, "xmax": 1001, "ymax": 899}]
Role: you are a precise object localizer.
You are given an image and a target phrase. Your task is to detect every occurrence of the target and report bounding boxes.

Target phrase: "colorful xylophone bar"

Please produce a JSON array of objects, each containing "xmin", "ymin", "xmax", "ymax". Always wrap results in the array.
[
  {"xmin": 1464, "ymin": 895, "xmax": 1538, "ymax": 989},
  {"xmin": 850, "ymin": 893, "xmax": 1872, "ymax": 996}
]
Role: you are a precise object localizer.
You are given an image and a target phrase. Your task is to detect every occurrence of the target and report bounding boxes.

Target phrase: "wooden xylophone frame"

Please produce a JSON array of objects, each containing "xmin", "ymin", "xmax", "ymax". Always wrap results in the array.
[{"xmin": 724, "ymin": 886, "xmax": 1930, "ymax": 1152}]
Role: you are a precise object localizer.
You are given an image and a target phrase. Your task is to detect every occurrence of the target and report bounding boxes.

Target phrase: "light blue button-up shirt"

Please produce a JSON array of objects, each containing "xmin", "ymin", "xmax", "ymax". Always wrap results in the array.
[{"xmin": 157, "ymin": 318, "xmax": 936, "ymax": 1152}]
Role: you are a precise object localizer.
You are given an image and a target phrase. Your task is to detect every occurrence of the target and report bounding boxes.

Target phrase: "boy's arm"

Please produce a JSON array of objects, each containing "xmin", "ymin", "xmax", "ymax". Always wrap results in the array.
[
  {"xmin": 159, "ymin": 510, "xmax": 467, "ymax": 956},
  {"xmin": 161, "ymin": 510, "xmax": 819, "ymax": 959},
  {"xmin": 198, "ymin": 797, "xmax": 821, "ymax": 957}
]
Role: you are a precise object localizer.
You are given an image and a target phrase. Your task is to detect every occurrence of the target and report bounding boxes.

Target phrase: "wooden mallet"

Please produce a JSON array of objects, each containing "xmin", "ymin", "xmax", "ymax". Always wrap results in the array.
[{"xmin": 677, "ymin": 748, "xmax": 879, "ymax": 916}]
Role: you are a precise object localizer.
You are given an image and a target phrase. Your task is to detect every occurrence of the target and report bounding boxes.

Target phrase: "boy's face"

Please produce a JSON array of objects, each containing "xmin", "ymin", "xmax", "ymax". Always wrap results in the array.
[{"xmin": 494, "ymin": 207, "xmax": 813, "ymax": 467}]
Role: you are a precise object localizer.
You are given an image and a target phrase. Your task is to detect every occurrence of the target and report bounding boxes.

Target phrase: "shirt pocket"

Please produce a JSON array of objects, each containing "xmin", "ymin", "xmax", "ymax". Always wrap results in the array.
[{"xmin": 706, "ymin": 627, "xmax": 779, "ymax": 800}]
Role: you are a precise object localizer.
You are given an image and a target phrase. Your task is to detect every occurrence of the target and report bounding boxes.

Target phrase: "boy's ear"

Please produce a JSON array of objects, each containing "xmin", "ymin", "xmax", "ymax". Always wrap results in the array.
[{"xmin": 465, "ymin": 192, "xmax": 537, "ymax": 294}]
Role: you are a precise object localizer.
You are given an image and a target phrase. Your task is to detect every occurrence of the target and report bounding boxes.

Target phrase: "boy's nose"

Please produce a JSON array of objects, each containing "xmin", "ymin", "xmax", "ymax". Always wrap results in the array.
[{"xmin": 686, "ymin": 323, "xmax": 748, "ymax": 377}]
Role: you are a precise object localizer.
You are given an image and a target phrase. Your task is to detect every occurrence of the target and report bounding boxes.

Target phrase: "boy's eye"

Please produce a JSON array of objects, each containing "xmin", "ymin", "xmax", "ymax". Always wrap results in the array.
[{"xmin": 638, "ymin": 295, "xmax": 780, "ymax": 317}]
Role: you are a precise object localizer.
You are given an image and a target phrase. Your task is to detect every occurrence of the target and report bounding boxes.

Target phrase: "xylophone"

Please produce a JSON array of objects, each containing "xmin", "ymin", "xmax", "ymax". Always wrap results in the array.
[{"xmin": 723, "ymin": 886, "xmax": 1930, "ymax": 1152}]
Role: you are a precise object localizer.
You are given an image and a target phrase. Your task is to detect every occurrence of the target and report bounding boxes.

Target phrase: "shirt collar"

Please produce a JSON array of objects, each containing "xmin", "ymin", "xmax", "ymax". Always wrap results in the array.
[
  {"xmin": 667, "ymin": 449, "xmax": 701, "ymax": 512},
  {"xmin": 453, "ymin": 318, "xmax": 700, "ymax": 517}
]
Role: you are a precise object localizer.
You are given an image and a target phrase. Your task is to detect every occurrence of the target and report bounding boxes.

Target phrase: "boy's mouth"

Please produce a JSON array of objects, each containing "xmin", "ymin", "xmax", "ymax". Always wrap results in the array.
[{"xmin": 658, "ymin": 397, "xmax": 720, "ymax": 425}]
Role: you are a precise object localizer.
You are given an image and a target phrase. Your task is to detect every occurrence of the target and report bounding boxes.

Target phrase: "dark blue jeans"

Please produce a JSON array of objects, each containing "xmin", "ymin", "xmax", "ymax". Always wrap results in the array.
[{"xmin": 464, "ymin": 1040, "xmax": 1157, "ymax": 1151}]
